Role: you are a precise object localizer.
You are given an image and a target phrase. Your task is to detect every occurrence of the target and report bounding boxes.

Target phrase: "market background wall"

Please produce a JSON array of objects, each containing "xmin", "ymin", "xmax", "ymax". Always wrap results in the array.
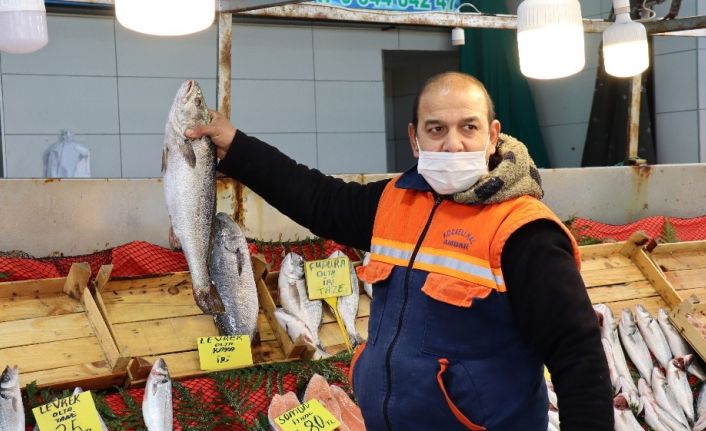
[{"xmin": 0, "ymin": 0, "xmax": 704, "ymax": 177}]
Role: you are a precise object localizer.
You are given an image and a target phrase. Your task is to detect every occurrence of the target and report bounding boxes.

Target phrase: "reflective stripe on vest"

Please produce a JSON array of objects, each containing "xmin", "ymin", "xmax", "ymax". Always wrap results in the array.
[{"xmin": 371, "ymin": 237, "xmax": 504, "ymax": 290}]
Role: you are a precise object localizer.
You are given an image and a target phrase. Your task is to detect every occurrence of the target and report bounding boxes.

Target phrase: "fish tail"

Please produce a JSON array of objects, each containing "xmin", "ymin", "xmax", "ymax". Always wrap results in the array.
[{"xmin": 194, "ymin": 282, "xmax": 225, "ymax": 314}]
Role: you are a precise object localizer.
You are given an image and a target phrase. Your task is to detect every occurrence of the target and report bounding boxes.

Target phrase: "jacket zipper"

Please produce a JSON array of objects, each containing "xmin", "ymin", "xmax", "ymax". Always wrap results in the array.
[{"xmin": 382, "ymin": 194, "xmax": 443, "ymax": 431}]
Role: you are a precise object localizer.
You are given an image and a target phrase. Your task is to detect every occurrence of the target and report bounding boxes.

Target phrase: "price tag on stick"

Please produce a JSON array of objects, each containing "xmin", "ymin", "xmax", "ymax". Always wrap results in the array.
[
  {"xmin": 33, "ymin": 390, "xmax": 103, "ymax": 431},
  {"xmin": 304, "ymin": 256, "xmax": 352, "ymax": 300},
  {"xmin": 304, "ymin": 256, "xmax": 354, "ymax": 351},
  {"xmin": 197, "ymin": 335, "xmax": 253, "ymax": 371},
  {"xmin": 276, "ymin": 399, "xmax": 341, "ymax": 431}
]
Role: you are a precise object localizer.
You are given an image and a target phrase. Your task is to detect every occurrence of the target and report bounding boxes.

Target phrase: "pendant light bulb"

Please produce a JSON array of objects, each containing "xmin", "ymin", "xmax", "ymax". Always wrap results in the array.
[
  {"xmin": 517, "ymin": 0, "xmax": 586, "ymax": 79},
  {"xmin": 603, "ymin": 0, "xmax": 648, "ymax": 77},
  {"xmin": 0, "ymin": 0, "xmax": 48, "ymax": 54},
  {"xmin": 116, "ymin": 0, "xmax": 215, "ymax": 36}
]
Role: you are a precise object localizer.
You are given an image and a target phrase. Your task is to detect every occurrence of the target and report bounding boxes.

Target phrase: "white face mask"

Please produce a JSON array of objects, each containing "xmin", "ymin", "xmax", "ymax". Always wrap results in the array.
[{"xmin": 416, "ymin": 136, "xmax": 490, "ymax": 195}]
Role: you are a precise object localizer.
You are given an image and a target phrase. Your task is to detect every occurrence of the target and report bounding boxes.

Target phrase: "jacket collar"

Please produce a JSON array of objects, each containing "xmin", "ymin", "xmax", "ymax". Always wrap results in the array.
[{"xmin": 396, "ymin": 165, "xmax": 433, "ymax": 192}]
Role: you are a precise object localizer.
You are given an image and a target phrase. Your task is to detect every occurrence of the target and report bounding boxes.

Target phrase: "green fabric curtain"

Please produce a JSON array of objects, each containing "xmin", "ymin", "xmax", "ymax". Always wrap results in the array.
[{"xmin": 459, "ymin": 1, "xmax": 551, "ymax": 168}]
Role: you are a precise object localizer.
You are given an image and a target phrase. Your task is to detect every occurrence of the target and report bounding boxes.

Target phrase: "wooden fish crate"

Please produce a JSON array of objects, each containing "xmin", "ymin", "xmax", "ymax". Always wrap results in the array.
[
  {"xmin": 92, "ymin": 258, "xmax": 287, "ymax": 387},
  {"xmin": 582, "ymin": 231, "xmax": 682, "ymax": 316},
  {"xmin": 259, "ymin": 261, "xmax": 370, "ymax": 360},
  {"xmin": 669, "ymin": 296, "xmax": 706, "ymax": 363},
  {"xmin": 0, "ymin": 263, "xmax": 127, "ymax": 390},
  {"xmin": 646, "ymin": 240, "xmax": 706, "ymax": 361}
]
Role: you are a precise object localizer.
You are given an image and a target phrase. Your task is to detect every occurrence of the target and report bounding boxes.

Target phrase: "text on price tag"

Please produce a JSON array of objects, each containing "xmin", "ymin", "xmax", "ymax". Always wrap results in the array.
[
  {"xmin": 304, "ymin": 256, "xmax": 352, "ymax": 300},
  {"xmin": 33, "ymin": 390, "xmax": 103, "ymax": 431},
  {"xmin": 197, "ymin": 335, "xmax": 253, "ymax": 370},
  {"xmin": 276, "ymin": 399, "xmax": 341, "ymax": 431}
]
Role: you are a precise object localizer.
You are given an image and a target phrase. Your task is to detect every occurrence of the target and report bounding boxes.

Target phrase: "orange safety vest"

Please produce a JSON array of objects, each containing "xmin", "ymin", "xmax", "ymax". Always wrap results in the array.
[{"xmin": 352, "ymin": 175, "xmax": 580, "ymax": 431}]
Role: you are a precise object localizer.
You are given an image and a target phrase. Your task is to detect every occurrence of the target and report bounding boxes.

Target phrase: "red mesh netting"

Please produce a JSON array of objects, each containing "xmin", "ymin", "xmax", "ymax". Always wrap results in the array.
[
  {"xmin": 45, "ymin": 249, "xmax": 113, "ymax": 278},
  {"xmin": 668, "ymin": 215, "xmax": 706, "ymax": 241},
  {"xmin": 569, "ymin": 216, "xmax": 665, "ymax": 242},
  {"xmin": 248, "ymin": 240, "xmax": 360, "ymax": 272},
  {"xmin": 111, "ymin": 241, "xmax": 187, "ymax": 278},
  {"xmin": 102, "ymin": 373, "xmax": 299, "ymax": 430},
  {"xmin": 569, "ymin": 215, "xmax": 706, "ymax": 243},
  {"xmin": 0, "ymin": 258, "xmax": 60, "ymax": 281}
]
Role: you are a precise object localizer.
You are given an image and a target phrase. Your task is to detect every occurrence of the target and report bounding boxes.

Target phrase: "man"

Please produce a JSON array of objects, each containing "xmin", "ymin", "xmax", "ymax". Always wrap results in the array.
[{"xmin": 187, "ymin": 72, "xmax": 613, "ymax": 430}]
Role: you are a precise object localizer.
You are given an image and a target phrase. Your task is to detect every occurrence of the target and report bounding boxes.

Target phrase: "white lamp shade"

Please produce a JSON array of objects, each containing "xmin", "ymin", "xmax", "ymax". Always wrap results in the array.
[
  {"xmin": 603, "ymin": 17, "xmax": 649, "ymax": 77},
  {"xmin": 116, "ymin": 0, "xmax": 215, "ymax": 36},
  {"xmin": 0, "ymin": 0, "xmax": 48, "ymax": 54},
  {"xmin": 517, "ymin": 0, "xmax": 585, "ymax": 79}
]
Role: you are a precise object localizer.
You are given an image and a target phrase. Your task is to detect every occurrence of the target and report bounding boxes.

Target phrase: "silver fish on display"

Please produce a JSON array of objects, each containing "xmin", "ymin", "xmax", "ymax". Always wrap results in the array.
[
  {"xmin": 694, "ymin": 383, "xmax": 706, "ymax": 431},
  {"xmin": 361, "ymin": 252, "xmax": 372, "ymax": 299},
  {"xmin": 612, "ymin": 394, "xmax": 643, "ymax": 431},
  {"xmin": 651, "ymin": 366, "xmax": 689, "ymax": 429},
  {"xmin": 0, "ymin": 366, "xmax": 23, "ymax": 431},
  {"xmin": 274, "ymin": 308, "xmax": 329, "ymax": 360},
  {"xmin": 657, "ymin": 308, "xmax": 706, "ymax": 380},
  {"xmin": 162, "ymin": 79, "xmax": 223, "ymax": 315},
  {"xmin": 634, "ymin": 305, "xmax": 672, "ymax": 369},
  {"xmin": 616, "ymin": 376, "xmax": 639, "ymax": 409},
  {"xmin": 638, "ymin": 379, "xmax": 688, "ymax": 431},
  {"xmin": 594, "ymin": 304, "xmax": 636, "ymax": 393},
  {"xmin": 327, "ymin": 251, "xmax": 365, "ymax": 348},
  {"xmin": 618, "ymin": 308, "xmax": 654, "ymax": 384},
  {"xmin": 546, "ymin": 381, "xmax": 558, "ymax": 410},
  {"xmin": 547, "ymin": 408, "xmax": 560, "ymax": 429},
  {"xmin": 666, "ymin": 356, "xmax": 695, "ymax": 425},
  {"xmin": 142, "ymin": 358, "xmax": 173, "ymax": 431},
  {"xmin": 209, "ymin": 212, "xmax": 259, "ymax": 338},
  {"xmin": 600, "ymin": 338, "xmax": 618, "ymax": 391},
  {"xmin": 278, "ymin": 252, "xmax": 323, "ymax": 348}
]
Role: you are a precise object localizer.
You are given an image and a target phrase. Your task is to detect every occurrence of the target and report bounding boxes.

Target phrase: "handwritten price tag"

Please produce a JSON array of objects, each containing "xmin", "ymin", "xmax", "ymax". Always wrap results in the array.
[
  {"xmin": 304, "ymin": 256, "xmax": 352, "ymax": 300},
  {"xmin": 197, "ymin": 335, "xmax": 253, "ymax": 371},
  {"xmin": 276, "ymin": 399, "xmax": 341, "ymax": 431},
  {"xmin": 33, "ymin": 390, "xmax": 103, "ymax": 431}
]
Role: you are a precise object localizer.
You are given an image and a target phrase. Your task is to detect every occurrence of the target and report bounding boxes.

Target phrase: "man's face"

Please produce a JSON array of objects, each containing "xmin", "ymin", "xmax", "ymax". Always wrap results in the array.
[{"xmin": 408, "ymin": 81, "xmax": 500, "ymax": 158}]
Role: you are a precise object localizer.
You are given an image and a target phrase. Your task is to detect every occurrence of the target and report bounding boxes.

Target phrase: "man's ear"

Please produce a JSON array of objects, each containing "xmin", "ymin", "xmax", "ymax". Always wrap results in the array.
[
  {"xmin": 488, "ymin": 119, "xmax": 501, "ymax": 156},
  {"xmin": 408, "ymin": 123, "xmax": 419, "ymax": 158}
]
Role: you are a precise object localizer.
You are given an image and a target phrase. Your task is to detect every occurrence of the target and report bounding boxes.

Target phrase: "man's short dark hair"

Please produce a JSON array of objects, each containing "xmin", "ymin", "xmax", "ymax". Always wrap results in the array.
[{"xmin": 411, "ymin": 71, "xmax": 495, "ymax": 131}]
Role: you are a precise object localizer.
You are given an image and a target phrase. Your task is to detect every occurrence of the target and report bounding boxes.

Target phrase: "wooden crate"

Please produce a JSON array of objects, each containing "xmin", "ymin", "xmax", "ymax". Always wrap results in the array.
[
  {"xmin": 582, "ymin": 232, "xmax": 681, "ymax": 316},
  {"xmin": 0, "ymin": 263, "xmax": 126, "ymax": 390},
  {"xmin": 669, "ymin": 296, "xmax": 706, "ymax": 362},
  {"xmin": 260, "ymin": 263, "xmax": 370, "ymax": 359},
  {"xmin": 92, "ymin": 258, "xmax": 287, "ymax": 386}
]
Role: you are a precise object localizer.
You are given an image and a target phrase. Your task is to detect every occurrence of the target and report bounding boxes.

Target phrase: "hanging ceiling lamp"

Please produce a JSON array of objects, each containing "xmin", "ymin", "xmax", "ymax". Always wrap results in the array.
[
  {"xmin": 115, "ymin": 0, "xmax": 215, "ymax": 36},
  {"xmin": 516, "ymin": 0, "xmax": 585, "ymax": 79},
  {"xmin": 0, "ymin": 0, "xmax": 48, "ymax": 54},
  {"xmin": 602, "ymin": 0, "xmax": 648, "ymax": 77}
]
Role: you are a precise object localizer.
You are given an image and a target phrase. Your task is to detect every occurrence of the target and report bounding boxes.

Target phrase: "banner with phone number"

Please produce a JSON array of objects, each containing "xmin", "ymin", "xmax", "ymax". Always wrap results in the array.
[{"xmin": 312, "ymin": 0, "xmax": 461, "ymax": 12}]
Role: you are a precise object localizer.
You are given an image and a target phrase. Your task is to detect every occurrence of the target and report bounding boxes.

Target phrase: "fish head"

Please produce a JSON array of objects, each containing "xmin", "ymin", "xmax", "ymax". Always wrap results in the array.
[
  {"xmin": 168, "ymin": 80, "xmax": 209, "ymax": 133},
  {"xmin": 651, "ymin": 366, "xmax": 665, "ymax": 383},
  {"xmin": 635, "ymin": 304, "xmax": 650, "ymax": 319},
  {"xmin": 214, "ymin": 212, "xmax": 244, "ymax": 248},
  {"xmin": 282, "ymin": 252, "xmax": 305, "ymax": 279},
  {"xmin": 149, "ymin": 358, "xmax": 171, "ymax": 385},
  {"xmin": 0, "ymin": 366, "xmax": 18, "ymax": 389},
  {"xmin": 327, "ymin": 250, "xmax": 343, "ymax": 259},
  {"xmin": 620, "ymin": 308, "xmax": 636, "ymax": 327}
]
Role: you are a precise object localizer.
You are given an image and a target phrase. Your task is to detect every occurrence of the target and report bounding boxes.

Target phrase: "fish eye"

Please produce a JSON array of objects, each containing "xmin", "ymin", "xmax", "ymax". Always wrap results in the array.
[{"xmin": 194, "ymin": 97, "xmax": 202, "ymax": 107}]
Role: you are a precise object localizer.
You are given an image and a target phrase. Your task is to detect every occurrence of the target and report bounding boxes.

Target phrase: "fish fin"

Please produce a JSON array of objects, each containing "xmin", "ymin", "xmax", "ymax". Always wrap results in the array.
[
  {"xmin": 178, "ymin": 138, "xmax": 197, "ymax": 168},
  {"xmin": 194, "ymin": 282, "xmax": 225, "ymax": 314},
  {"xmin": 161, "ymin": 147, "xmax": 168, "ymax": 172},
  {"xmin": 167, "ymin": 220, "xmax": 181, "ymax": 250}
]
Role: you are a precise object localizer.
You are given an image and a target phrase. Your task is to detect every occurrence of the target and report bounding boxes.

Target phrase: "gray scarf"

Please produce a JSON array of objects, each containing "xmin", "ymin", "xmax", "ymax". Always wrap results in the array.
[{"xmin": 452, "ymin": 133, "xmax": 543, "ymax": 205}]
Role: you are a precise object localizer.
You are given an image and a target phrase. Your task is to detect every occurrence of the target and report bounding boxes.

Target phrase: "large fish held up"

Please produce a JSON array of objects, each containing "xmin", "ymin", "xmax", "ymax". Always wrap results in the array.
[
  {"xmin": 163, "ymin": 80, "xmax": 223, "ymax": 315},
  {"xmin": 209, "ymin": 212, "xmax": 259, "ymax": 338},
  {"xmin": 0, "ymin": 366, "xmax": 23, "ymax": 431}
]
